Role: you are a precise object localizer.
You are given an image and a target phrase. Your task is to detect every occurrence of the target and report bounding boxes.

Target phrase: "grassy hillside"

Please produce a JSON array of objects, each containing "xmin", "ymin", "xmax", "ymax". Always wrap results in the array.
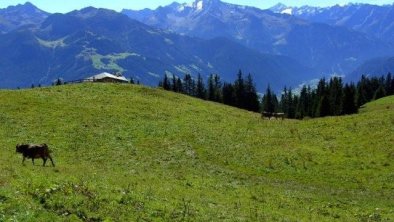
[{"xmin": 0, "ymin": 83, "xmax": 393, "ymax": 221}]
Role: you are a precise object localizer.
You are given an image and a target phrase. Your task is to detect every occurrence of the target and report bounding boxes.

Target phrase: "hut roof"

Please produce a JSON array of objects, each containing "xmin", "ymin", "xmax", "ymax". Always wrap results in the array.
[{"xmin": 86, "ymin": 72, "xmax": 128, "ymax": 82}]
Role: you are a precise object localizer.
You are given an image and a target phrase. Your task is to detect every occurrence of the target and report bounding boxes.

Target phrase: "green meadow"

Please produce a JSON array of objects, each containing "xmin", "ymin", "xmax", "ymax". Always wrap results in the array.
[{"xmin": 0, "ymin": 83, "xmax": 393, "ymax": 221}]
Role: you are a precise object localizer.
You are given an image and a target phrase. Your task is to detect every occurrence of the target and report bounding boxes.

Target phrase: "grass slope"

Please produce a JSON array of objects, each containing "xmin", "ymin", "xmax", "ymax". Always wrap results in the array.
[{"xmin": 0, "ymin": 84, "xmax": 393, "ymax": 221}]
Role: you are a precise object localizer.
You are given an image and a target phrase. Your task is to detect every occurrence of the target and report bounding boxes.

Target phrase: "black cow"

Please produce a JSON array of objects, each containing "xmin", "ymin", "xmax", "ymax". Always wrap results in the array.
[
  {"xmin": 261, "ymin": 111, "xmax": 273, "ymax": 119},
  {"xmin": 261, "ymin": 112, "xmax": 285, "ymax": 120},
  {"xmin": 16, "ymin": 144, "xmax": 55, "ymax": 167},
  {"xmin": 273, "ymin": 112, "xmax": 285, "ymax": 120}
]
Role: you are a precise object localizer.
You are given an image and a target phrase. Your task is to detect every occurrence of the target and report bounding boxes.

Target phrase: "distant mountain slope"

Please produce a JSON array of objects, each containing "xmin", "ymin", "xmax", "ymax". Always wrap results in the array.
[
  {"xmin": 123, "ymin": 0, "xmax": 393, "ymax": 75},
  {"xmin": 347, "ymin": 57, "xmax": 394, "ymax": 81},
  {"xmin": 0, "ymin": 6, "xmax": 314, "ymax": 90},
  {"xmin": 270, "ymin": 3, "xmax": 394, "ymax": 43},
  {"xmin": 0, "ymin": 2, "xmax": 49, "ymax": 33}
]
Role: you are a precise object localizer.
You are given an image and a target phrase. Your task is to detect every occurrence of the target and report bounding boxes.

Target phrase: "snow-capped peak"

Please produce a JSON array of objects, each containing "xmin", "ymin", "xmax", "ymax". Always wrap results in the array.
[
  {"xmin": 190, "ymin": 0, "xmax": 221, "ymax": 11},
  {"xmin": 281, "ymin": 8, "xmax": 293, "ymax": 15},
  {"xmin": 270, "ymin": 3, "xmax": 295, "ymax": 15},
  {"xmin": 196, "ymin": 0, "xmax": 203, "ymax": 10},
  {"xmin": 269, "ymin": 3, "xmax": 288, "ymax": 12},
  {"xmin": 177, "ymin": 5, "xmax": 185, "ymax": 12}
]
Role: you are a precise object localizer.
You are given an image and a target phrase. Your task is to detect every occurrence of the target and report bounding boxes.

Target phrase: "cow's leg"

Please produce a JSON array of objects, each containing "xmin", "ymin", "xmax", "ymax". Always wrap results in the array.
[
  {"xmin": 22, "ymin": 156, "xmax": 26, "ymax": 165},
  {"xmin": 32, "ymin": 158, "xmax": 35, "ymax": 165},
  {"xmin": 43, "ymin": 158, "xmax": 47, "ymax": 166},
  {"xmin": 48, "ymin": 155, "xmax": 55, "ymax": 167}
]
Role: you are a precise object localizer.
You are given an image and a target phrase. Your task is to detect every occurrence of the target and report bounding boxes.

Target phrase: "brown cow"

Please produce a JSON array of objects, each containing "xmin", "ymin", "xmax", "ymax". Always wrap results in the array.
[{"xmin": 16, "ymin": 144, "xmax": 55, "ymax": 167}]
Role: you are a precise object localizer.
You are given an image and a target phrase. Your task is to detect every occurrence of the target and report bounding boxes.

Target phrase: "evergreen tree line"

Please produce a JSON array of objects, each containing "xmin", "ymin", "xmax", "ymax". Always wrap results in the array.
[
  {"xmin": 159, "ymin": 70, "xmax": 260, "ymax": 112},
  {"xmin": 160, "ymin": 71, "xmax": 394, "ymax": 119},
  {"xmin": 262, "ymin": 73, "xmax": 394, "ymax": 119}
]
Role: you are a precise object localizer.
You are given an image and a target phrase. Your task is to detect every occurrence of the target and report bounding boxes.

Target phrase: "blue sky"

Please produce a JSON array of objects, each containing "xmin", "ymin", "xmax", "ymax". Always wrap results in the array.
[{"xmin": 0, "ymin": 0, "xmax": 393, "ymax": 13}]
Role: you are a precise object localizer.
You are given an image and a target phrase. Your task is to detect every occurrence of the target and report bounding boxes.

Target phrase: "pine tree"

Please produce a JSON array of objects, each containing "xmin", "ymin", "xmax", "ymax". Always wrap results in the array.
[
  {"xmin": 280, "ymin": 87, "xmax": 289, "ymax": 114},
  {"xmin": 314, "ymin": 78, "xmax": 327, "ymax": 117},
  {"xmin": 296, "ymin": 85, "xmax": 309, "ymax": 118},
  {"xmin": 222, "ymin": 83, "xmax": 236, "ymax": 106},
  {"xmin": 328, "ymin": 77, "xmax": 343, "ymax": 116},
  {"xmin": 287, "ymin": 89, "xmax": 296, "ymax": 119},
  {"xmin": 391, "ymin": 73, "xmax": 394, "ymax": 96},
  {"xmin": 373, "ymin": 85, "xmax": 386, "ymax": 100},
  {"xmin": 342, "ymin": 83, "xmax": 358, "ymax": 115},
  {"xmin": 190, "ymin": 78, "xmax": 196, "ymax": 97},
  {"xmin": 162, "ymin": 74, "xmax": 169, "ymax": 90},
  {"xmin": 234, "ymin": 70, "xmax": 246, "ymax": 109},
  {"xmin": 208, "ymin": 74, "xmax": 215, "ymax": 101},
  {"xmin": 357, "ymin": 76, "xmax": 368, "ymax": 107},
  {"xmin": 213, "ymin": 74, "xmax": 222, "ymax": 102},
  {"xmin": 308, "ymin": 88, "xmax": 317, "ymax": 117},
  {"xmin": 369, "ymin": 77, "xmax": 381, "ymax": 100},
  {"xmin": 385, "ymin": 72, "xmax": 393, "ymax": 95},
  {"xmin": 196, "ymin": 73, "xmax": 206, "ymax": 99},
  {"xmin": 272, "ymin": 93, "xmax": 279, "ymax": 113},
  {"xmin": 293, "ymin": 95, "xmax": 300, "ymax": 119},
  {"xmin": 262, "ymin": 85, "xmax": 275, "ymax": 113},
  {"xmin": 176, "ymin": 78, "xmax": 183, "ymax": 93},
  {"xmin": 183, "ymin": 74, "xmax": 193, "ymax": 95},
  {"xmin": 244, "ymin": 73, "xmax": 260, "ymax": 112},
  {"xmin": 207, "ymin": 74, "xmax": 222, "ymax": 102},
  {"xmin": 316, "ymin": 78, "xmax": 327, "ymax": 98},
  {"xmin": 172, "ymin": 74, "xmax": 177, "ymax": 92},
  {"xmin": 55, "ymin": 78, "xmax": 63, "ymax": 86},
  {"xmin": 316, "ymin": 95, "xmax": 330, "ymax": 117}
]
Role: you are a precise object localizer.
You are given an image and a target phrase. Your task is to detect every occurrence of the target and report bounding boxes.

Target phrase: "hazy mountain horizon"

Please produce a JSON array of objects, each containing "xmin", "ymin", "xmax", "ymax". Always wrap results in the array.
[{"xmin": 1, "ymin": 0, "xmax": 393, "ymax": 13}]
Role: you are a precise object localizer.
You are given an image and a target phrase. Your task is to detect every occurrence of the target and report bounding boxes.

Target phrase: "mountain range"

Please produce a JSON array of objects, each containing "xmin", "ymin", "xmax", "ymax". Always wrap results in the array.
[
  {"xmin": 0, "ymin": 3, "xmax": 314, "ymax": 90},
  {"xmin": 0, "ymin": 0, "xmax": 394, "ymax": 89},
  {"xmin": 123, "ymin": 0, "xmax": 393, "ymax": 76},
  {"xmin": 270, "ymin": 3, "xmax": 394, "ymax": 43}
]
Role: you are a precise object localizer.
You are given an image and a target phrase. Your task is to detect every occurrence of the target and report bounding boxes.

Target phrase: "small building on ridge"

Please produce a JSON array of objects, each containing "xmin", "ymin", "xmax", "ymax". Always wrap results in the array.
[{"xmin": 85, "ymin": 72, "xmax": 129, "ymax": 83}]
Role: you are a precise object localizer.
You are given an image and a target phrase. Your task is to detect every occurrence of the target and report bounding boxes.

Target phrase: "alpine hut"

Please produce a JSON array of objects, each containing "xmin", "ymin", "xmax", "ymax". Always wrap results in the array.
[{"xmin": 85, "ymin": 72, "xmax": 129, "ymax": 83}]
